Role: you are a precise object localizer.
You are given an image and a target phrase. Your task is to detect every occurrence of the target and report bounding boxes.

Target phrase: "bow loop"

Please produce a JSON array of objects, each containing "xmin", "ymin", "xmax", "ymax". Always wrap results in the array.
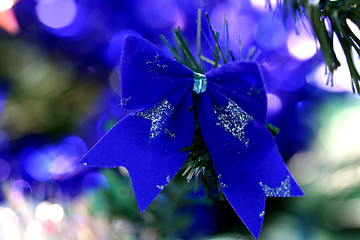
[
  {"xmin": 120, "ymin": 35, "xmax": 194, "ymax": 110},
  {"xmin": 205, "ymin": 62, "xmax": 267, "ymax": 122}
]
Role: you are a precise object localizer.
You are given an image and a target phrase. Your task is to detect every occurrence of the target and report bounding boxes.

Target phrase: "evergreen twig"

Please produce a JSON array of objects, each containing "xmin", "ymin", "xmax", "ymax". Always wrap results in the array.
[{"xmin": 276, "ymin": 0, "xmax": 360, "ymax": 94}]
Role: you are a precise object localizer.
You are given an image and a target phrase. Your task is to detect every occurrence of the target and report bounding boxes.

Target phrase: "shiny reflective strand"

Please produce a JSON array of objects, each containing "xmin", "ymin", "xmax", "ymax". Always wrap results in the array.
[
  {"xmin": 259, "ymin": 175, "xmax": 291, "ymax": 197},
  {"xmin": 136, "ymin": 99, "xmax": 174, "ymax": 139},
  {"xmin": 214, "ymin": 100, "xmax": 254, "ymax": 146}
]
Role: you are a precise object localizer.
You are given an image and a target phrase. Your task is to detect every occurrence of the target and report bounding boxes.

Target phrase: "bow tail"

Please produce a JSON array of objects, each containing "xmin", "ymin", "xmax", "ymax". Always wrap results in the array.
[
  {"xmin": 81, "ymin": 88, "xmax": 194, "ymax": 212},
  {"xmin": 196, "ymin": 92, "xmax": 304, "ymax": 239}
]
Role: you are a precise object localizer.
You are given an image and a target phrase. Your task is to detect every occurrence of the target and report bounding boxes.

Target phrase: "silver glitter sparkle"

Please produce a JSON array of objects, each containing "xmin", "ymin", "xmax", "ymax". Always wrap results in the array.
[
  {"xmin": 164, "ymin": 128, "xmax": 176, "ymax": 138},
  {"xmin": 214, "ymin": 100, "xmax": 254, "ymax": 146},
  {"xmin": 259, "ymin": 175, "xmax": 291, "ymax": 197},
  {"xmin": 136, "ymin": 99, "xmax": 174, "ymax": 139},
  {"xmin": 217, "ymin": 174, "xmax": 228, "ymax": 188},
  {"xmin": 157, "ymin": 185, "xmax": 164, "ymax": 190},
  {"xmin": 157, "ymin": 175, "xmax": 171, "ymax": 190},
  {"xmin": 246, "ymin": 86, "xmax": 265, "ymax": 98},
  {"xmin": 145, "ymin": 54, "xmax": 168, "ymax": 75},
  {"xmin": 259, "ymin": 211, "xmax": 265, "ymax": 218},
  {"xmin": 120, "ymin": 96, "xmax": 132, "ymax": 107}
]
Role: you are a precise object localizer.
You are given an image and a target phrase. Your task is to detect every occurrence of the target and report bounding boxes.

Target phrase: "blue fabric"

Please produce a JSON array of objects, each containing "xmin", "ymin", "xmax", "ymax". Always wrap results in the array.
[{"xmin": 81, "ymin": 35, "xmax": 304, "ymax": 239}]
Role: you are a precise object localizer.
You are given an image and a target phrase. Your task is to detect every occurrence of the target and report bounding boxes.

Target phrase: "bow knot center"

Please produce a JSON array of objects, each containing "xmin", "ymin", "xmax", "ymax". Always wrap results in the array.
[{"xmin": 193, "ymin": 72, "xmax": 207, "ymax": 94}]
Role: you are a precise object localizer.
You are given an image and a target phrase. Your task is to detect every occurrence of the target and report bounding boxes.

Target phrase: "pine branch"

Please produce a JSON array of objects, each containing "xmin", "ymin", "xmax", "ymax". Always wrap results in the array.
[{"xmin": 279, "ymin": 0, "xmax": 360, "ymax": 94}]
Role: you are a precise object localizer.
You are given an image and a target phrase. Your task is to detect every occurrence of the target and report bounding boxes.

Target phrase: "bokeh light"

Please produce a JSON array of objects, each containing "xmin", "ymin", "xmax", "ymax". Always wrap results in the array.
[
  {"xmin": 35, "ymin": 201, "xmax": 52, "ymax": 222},
  {"xmin": 0, "ymin": 207, "xmax": 21, "ymax": 240},
  {"xmin": 287, "ymin": 28, "xmax": 318, "ymax": 61},
  {"xmin": 322, "ymin": 105, "xmax": 360, "ymax": 159},
  {"xmin": 24, "ymin": 220, "xmax": 43, "ymax": 240},
  {"xmin": 36, "ymin": 0, "xmax": 77, "ymax": 29},
  {"xmin": 266, "ymin": 93, "xmax": 282, "ymax": 118},
  {"xmin": 250, "ymin": 0, "xmax": 276, "ymax": 12},
  {"xmin": 20, "ymin": 147, "xmax": 53, "ymax": 182},
  {"xmin": 0, "ymin": 0, "xmax": 14, "ymax": 12},
  {"xmin": 0, "ymin": 158, "xmax": 11, "ymax": 181},
  {"xmin": 255, "ymin": 15, "xmax": 287, "ymax": 51},
  {"xmin": 49, "ymin": 204, "xmax": 64, "ymax": 223},
  {"xmin": 106, "ymin": 30, "xmax": 142, "ymax": 67},
  {"xmin": 81, "ymin": 172, "xmax": 109, "ymax": 192}
]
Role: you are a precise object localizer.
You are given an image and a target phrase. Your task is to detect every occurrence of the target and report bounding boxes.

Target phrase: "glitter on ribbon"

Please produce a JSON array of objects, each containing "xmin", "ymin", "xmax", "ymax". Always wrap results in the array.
[
  {"xmin": 136, "ymin": 99, "xmax": 174, "ymax": 139},
  {"xmin": 214, "ymin": 100, "xmax": 254, "ymax": 146},
  {"xmin": 157, "ymin": 175, "xmax": 171, "ymax": 190},
  {"xmin": 193, "ymin": 72, "xmax": 207, "ymax": 94},
  {"xmin": 164, "ymin": 128, "xmax": 176, "ymax": 138},
  {"xmin": 120, "ymin": 96, "xmax": 132, "ymax": 107},
  {"xmin": 259, "ymin": 175, "xmax": 291, "ymax": 197},
  {"xmin": 146, "ymin": 54, "xmax": 168, "ymax": 75}
]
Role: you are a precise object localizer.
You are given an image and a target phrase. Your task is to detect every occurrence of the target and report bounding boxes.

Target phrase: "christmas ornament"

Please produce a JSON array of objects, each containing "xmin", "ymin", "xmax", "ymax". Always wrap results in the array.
[{"xmin": 81, "ymin": 30, "xmax": 304, "ymax": 239}]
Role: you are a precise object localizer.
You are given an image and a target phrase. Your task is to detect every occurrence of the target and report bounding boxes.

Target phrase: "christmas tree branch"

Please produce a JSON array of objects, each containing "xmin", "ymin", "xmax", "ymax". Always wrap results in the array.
[{"xmin": 279, "ymin": 0, "xmax": 360, "ymax": 93}]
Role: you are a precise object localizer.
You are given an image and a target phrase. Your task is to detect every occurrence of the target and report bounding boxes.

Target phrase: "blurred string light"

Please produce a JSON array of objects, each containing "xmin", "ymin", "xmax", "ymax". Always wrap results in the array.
[{"xmin": 306, "ymin": 34, "xmax": 357, "ymax": 93}]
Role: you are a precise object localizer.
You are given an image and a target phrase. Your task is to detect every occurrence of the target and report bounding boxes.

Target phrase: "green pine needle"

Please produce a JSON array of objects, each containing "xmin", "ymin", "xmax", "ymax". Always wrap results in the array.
[{"xmin": 278, "ymin": 0, "xmax": 360, "ymax": 94}]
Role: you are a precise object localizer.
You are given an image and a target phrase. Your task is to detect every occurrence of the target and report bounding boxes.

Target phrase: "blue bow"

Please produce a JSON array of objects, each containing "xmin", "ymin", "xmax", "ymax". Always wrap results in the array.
[{"xmin": 81, "ymin": 35, "xmax": 304, "ymax": 239}]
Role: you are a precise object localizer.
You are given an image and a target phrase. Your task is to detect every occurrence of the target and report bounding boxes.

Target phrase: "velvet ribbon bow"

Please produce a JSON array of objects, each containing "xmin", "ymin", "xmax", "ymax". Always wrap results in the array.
[{"xmin": 81, "ymin": 35, "xmax": 304, "ymax": 239}]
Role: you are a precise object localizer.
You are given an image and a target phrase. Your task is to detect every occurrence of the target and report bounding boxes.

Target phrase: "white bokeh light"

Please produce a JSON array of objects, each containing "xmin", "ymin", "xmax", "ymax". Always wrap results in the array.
[
  {"xmin": 0, "ymin": 0, "xmax": 14, "ymax": 11},
  {"xmin": 325, "ymin": 107, "xmax": 360, "ymax": 159},
  {"xmin": 250, "ymin": 0, "xmax": 277, "ymax": 12},
  {"xmin": 49, "ymin": 204, "xmax": 64, "ymax": 223},
  {"xmin": 35, "ymin": 201, "xmax": 51, "ymax": 221},
  {"xmin": 36, "ymin": 0, "xmax": 77, "ymax": 29},
  {"xmin": 287, "ymin": 30, "xmax": 318, "ymax": 61},
  {"xmin": 0, "ymin": 208, "xmax": 21, "ymax": 240},
  {"xmin": 24, "ymin": 220, "xmax": 43, "ymax": 240},
  {"xmin": 267, "ymin": 93, "xmax": 282, "ymax": 118}
]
